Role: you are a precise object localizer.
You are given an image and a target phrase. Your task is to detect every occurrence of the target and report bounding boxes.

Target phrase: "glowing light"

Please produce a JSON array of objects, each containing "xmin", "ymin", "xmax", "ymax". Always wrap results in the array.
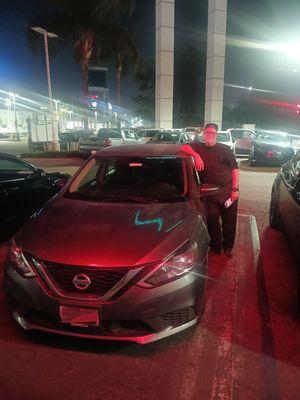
[{"xmin": 134, "ymin": 210, "xmax": 163, "ymax": 232}]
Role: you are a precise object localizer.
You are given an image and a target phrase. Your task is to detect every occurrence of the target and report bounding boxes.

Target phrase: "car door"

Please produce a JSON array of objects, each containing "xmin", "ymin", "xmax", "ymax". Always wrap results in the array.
[
  {"xmin": 280, "ymin": 150, "xmax": 300, "ymax": 261},
  {"xmin": 0, "ymin": 157, "xmax": 38, "ymax": 236},
  {"xmin": 123, "ymin": 129, "xmax": 140, "ymax": 145},
  {"xmin": 234, "ymin": 130, "xmax": 253, "ymax": 153}
]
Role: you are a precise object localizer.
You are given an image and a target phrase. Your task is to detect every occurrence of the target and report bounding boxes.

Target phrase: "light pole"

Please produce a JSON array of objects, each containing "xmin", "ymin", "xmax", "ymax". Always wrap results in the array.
[
  {"xmin": 9, "ymin": 92, "xmax": 19, "ymax": 141},
  {"xmin": 31, "ymin": 26, "xmax": 59, "ymax": 150},
  {"xmin": 53, "ymin": 99, "xmax": 60, "ymax": 114}
]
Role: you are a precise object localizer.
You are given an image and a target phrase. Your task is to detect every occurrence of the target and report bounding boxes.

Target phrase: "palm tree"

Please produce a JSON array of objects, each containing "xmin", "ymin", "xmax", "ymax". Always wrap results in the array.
[{"xmin": 28, "ymin": 0, "xmax": 137, "ymax": 96}]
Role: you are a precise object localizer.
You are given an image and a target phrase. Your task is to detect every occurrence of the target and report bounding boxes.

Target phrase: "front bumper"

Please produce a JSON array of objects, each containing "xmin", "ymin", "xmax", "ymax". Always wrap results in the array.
[{"xmin": 4, "ymin": 261, "xmax": 206, "ymax": 344}]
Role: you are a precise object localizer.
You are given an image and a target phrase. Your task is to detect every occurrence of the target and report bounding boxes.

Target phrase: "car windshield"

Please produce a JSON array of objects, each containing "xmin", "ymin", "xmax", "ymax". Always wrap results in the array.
[
  {"xmin": 256, "ymin": 134, "xmax": 288, "ymax": 143},
  {"xmin": 151, "ymin": 132, "xmax": 180, "ymax": 143},
  {"xmin": 67, "ymin": 156, "xmax": 187, "ymax": 202},
  {"xmin": 217, "ymin": 132, "xmax": 230, "ymax": 142}
]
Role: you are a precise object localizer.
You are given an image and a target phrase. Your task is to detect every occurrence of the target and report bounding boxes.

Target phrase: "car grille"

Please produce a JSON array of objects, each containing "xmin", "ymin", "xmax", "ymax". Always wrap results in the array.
[
  {"xmin": 42, "ymin": 261, "xmax": 129, "ymax": 297},
  {"xmin": 161, "ymin": 307, "xmax": 196, "ymax": 327}
]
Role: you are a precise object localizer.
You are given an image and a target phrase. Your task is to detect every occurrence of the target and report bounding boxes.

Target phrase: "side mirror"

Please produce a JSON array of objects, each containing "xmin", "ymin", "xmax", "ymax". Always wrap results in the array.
[
  {"xmin": 53, "ymin": 177, "xmax": 69, "ymax": 190},
  {"xmin": 199, "ymin": 183, "xmax": 219, "ymax": 197},
  {"xmin": 35, "ymin": 168, "xmax": 46, "ymax": 177}
]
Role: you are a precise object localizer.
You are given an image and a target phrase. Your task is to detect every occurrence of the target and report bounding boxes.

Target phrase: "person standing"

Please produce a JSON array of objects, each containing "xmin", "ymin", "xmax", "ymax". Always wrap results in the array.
[{"xmin": 181, "ymin": 123, "xmax": 239, "ymax": 257}]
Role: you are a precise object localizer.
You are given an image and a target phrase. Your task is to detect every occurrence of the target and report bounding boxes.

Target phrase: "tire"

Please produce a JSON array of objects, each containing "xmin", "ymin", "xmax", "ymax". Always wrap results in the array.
[{"xmin": 269, "ymin": 187, "xmax": 283, "ymax": 230}]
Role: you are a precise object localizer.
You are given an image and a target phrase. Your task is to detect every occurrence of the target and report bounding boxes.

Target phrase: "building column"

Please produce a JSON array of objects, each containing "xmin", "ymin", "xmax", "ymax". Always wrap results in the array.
[
  {"xmin": 205, "ymin": 0, "xmax": 227, "ymax": 129},
  {"xmin": 155, "ymin": 0, "xmax": 174, "ymax": 129}
]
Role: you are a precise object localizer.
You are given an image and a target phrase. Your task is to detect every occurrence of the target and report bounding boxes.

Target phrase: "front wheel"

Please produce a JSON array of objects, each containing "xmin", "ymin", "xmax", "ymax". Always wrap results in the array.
[{"xmin": 269, "ymin": 187, "xmax": 283, "ymax": 230}]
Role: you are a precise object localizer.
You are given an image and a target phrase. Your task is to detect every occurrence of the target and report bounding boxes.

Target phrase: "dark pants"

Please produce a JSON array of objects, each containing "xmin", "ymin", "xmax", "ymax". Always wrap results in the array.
[{"xmin": 207, "ymin": 199, "xmax": 238, "ymax": 252}]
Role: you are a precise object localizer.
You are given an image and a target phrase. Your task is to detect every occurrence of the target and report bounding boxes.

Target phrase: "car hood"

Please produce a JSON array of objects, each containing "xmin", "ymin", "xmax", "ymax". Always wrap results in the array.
[{"xmin": 20, "ymin": 197, "xmax": 198, "ymax": 267}]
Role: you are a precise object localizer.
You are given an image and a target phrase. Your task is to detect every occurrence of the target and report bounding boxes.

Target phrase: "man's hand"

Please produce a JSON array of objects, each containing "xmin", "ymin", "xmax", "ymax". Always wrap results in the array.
[
  {"xmin": 180, "ymin": 144, "xmax": 204, "ymax": 171},
  {"xmin": 192, "ymin": 154, "xmax": 204, "ymax": 171},
  {"xmin": 231, "ymin": 190, "xmax": 239, "ymax": 201}
]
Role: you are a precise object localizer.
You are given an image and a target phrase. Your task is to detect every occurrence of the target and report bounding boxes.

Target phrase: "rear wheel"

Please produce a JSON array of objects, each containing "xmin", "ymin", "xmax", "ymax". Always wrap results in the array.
[{"xmin": 269, "ymin": 187, "xmax": 283, "ymax": 230}]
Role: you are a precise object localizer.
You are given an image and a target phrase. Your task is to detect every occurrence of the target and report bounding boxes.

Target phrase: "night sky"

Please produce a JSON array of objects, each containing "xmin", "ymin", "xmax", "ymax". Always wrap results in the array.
[{"xmin": 1, "ymin": 0, "xmax": 300, "ymax": 108}]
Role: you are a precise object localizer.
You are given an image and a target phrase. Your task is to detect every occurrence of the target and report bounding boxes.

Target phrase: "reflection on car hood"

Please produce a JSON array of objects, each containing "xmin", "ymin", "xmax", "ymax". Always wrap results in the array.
[
  {"xmin": 20, "ymin": 197, "xmax": 198, "ymax": 267},
  {"xmin": 255, "ymin": 141, "xmax": 291, "ymax": 149}
]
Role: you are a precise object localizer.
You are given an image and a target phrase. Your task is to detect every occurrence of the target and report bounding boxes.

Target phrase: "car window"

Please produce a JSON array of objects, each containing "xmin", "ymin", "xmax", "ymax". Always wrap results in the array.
[
  {"xmin": 293, "ymin": 150, "xmax": 300, "ymax": 172},
  {"xmin": 142, "ymin": 130, "xmax": 160, "ymax": 138},
  {"xmin": 231, "ymin": 130, "xmax": 243, "ymax": 139},
  {"xmin": 242, "ymin": 131, "xmax": 253, "ymax": 139},
  {"xmin": 0, "ymin": 158, "xmax": 33, "ymax": 172},
  {"xmin": 97, "ymin": 129, "xmax": 122, "ymax": 139},
  {"xmin": 68, "ymin": 156, "xmax": 186, "ymax": 201},
  {"xmin": 152, "ymin": 132, "xmax": 180, "ymax": 143},
  {"xmin": 217, "ymin": 132, "xmax": 230, "ymax": 141},
  {"xmin": 124, "ymin": 130, "xmax": 137, "ymax": 139}
]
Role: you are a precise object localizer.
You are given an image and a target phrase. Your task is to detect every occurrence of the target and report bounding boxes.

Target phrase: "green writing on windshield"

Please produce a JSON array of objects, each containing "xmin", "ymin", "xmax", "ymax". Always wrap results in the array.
[{"xmin": 134, "ymin": 210, "xmax": 163, "ymax": 232}]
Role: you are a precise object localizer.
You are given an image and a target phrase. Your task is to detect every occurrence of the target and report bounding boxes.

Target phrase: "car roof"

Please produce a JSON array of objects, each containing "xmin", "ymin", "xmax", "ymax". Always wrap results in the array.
[
  {"xmin": 0, "ymin": 152, "xmax": 21, "ymax": 159},
  {"xmin": 94, "ymin": 144, "xmax": 188, "ymax": 158}
]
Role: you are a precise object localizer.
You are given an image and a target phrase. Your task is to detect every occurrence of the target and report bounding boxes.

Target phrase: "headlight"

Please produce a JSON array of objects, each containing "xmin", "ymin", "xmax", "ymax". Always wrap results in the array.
[
  {"xmin": 138, "ymin": 242, "xmax": 198, "ymax": 288},
  {"xmin": 8, "ymin": 238, "xmax": 36, "ymax": 278}
]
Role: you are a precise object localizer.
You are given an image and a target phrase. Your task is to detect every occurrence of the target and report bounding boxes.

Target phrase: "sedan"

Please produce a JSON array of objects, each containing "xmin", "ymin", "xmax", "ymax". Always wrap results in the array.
[
  {"xmin": 250, "ymin": 132, "xmax": 294, "ymax": 166},
  {"xmin": 269, "ymin": 149, "xmax": 300, "ymax": 305},
  {"xmin": 0, "ymin": 153, "xmax": 70, "ymax": 241},
  {"xmin": 4, "ymin": 144, "xmax": 218, "ymax": 344},
  {"xmin": 149, "ymin": 130, "xmax": 191, "ymax": 144}
]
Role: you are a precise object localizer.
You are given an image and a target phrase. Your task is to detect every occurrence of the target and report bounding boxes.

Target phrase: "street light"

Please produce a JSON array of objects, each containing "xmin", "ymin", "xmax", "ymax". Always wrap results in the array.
[
  {"xmin": 9, "ymin": 92, "xmax": 19, "ymax": 141},
  {"xmin": 53, "ymin": 99, "xmax": 60, "ymax": 113},
  {"xmin": 31, "ymin": 26, "xmax": 59, "ymax": 150}
]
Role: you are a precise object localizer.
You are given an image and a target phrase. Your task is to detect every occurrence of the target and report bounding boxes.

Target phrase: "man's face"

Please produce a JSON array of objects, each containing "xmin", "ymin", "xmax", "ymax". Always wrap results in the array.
[{"xmin": 203, "ymin": 126, "xmax": 218, "ymax": 146}]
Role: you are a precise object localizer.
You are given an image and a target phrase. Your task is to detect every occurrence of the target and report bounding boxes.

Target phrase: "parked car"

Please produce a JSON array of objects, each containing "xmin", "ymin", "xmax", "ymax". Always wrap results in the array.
[
  {"xmin": 79, "ymin": 128, "xmax": 140, "ymax": 156},
  {"xmin": 4, "ymin": 144, "xmax": 219, "ymax": 344},
  {"xmin": 0, "ymin": 153, "xmax": 70, "ymax": 241},
  {"xmin": 269, "ymin": 149, "xmax": 300, "ymax": 305},
  {"xmin": 149, "ymin": 130, "xmax": 191, "ymax": 144},
  {"xmin": 227, "ymin": 128, "xmax": 256, "ymax": 155},
  {"xmin": 136, "ymin": 129, "xmax": 162, "ymax": 143},
  {"xmin": 216, "ymin": 131, "xmax": 235, "ymax": 154},
  {"xmin": 249, "ymin": 132, "xmax": 294, "ymax": 166},
  {"xmin": 59, "ymin": 130, "xmax": 93, "ymax": 151}
]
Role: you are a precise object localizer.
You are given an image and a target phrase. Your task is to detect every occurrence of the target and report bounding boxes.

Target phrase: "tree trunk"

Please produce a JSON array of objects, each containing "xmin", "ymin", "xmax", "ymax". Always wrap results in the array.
[
  {"xmin": 116, "ymin": 55, "xmax": 123, "ymax": 106},
  {"xmin": 81, "ymin": 59, "xmax": 89, "ymax": 96}
]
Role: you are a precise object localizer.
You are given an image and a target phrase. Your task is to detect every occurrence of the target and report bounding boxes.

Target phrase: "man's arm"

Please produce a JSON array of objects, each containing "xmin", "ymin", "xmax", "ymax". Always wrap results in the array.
[
  {"xmin": 231, "ymin": 168, "xmax": 239, "ymax": 200},
  {"xmin": 180, "ymin": 144, "xmax": 204, "ymax": 171}
]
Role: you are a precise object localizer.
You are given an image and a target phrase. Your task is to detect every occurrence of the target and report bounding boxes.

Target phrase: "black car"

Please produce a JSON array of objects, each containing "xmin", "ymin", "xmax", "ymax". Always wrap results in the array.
[
  {"xmin": 269, "ymin": 149, "xmax": 300, "ymax": 303},
  {"xmin": 249, "ymin": 132, "xmax": 294, "ymax": 166},
  {"xmin": 149, "ymin": 131, "xmax": 190, "ymax": 144},
  {"xmin": 0, "ymin": 153, "xmax": 70, "ymax": 241}
]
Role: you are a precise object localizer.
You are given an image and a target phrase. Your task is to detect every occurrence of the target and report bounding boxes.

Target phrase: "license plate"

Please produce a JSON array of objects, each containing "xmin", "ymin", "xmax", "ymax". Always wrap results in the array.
[{"xmin": 59, "ymin": 306, "xmax": 100, "ymax": 326}]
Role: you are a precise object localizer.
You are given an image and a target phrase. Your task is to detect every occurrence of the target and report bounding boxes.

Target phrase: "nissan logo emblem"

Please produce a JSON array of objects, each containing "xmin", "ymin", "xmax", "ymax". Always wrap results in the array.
[{"xmin": 73, "ymin": 274, "xmax": 91, "ymax": 290}]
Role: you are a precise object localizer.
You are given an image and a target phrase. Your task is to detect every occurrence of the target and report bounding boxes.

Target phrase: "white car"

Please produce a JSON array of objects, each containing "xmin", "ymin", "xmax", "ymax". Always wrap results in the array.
[{"xmin": 217, "ymin": 131, "xmax": 236, "ymax": 154}]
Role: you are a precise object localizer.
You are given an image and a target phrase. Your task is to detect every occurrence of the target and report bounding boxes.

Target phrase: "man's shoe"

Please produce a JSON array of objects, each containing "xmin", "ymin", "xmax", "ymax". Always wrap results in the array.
[{"xmin": 223, "ymin": 248, "xmax": 233, "ymax": 258}]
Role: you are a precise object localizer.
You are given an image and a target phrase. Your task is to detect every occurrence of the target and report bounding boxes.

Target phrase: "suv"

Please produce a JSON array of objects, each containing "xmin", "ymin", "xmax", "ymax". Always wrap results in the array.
[{"xmin": 79, "ymin": 128, "xmax": 140, "ymax": 156}]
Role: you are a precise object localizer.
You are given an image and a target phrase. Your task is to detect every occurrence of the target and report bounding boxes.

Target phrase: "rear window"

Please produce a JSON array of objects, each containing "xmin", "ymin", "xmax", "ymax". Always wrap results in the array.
[{"xmin": 151, "ymin": 132, "xmax": 180, "ymax": 143}]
